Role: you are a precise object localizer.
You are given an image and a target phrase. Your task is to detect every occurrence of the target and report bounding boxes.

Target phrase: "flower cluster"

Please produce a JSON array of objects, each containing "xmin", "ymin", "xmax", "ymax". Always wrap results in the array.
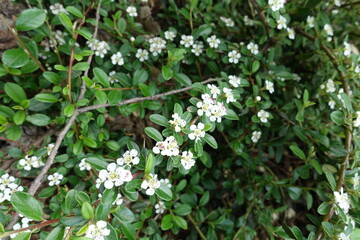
[
  {"xmin": 141, "ymin": 173, "xmax": 161, "ymax": 195},
  {"xmin": 19, "ymin": 155, "xmax": 44, "ymax": 171},
  {"xmin": 87, "ymin": 40, "xmax": 110, "ymax": 58},
  {"xmin": 149, "ymin": 37, "xmax": 167, "ymax": 56},
  {"xmin": 0, "ymin": 174, "xmax": 23, "ymax": 203},
  {"xmin": 169, "ymin": 113, "xmax": 186, "ymax": 132},
  {"xmin": 251, "ymin": 131, "xmax": 262, "ymax": 143},
  {"xmin": 50, "ymin": 3, "xmax": 68, "ymax": 15},
  {"xmin": 117, "ymin": 149, "xmax": 140, "ymax": 166},
  {"xmin": 269, "ymin": 0, "xmax": 286, "ymax": 11},
  {"xmin": 11, "ymin": 216, "xmax": 31, "ymax": 238},
  {"xmin": 85, "ymin": 221, "xmax": 110, "ymax": 240},
  {"xmin": 153, "ymin": 136, "xmax": 180, "ymax": 156},
  {"xmin": 97, "ymin": 163, "xmax": 132, "ymax": 189},
  {"xmin": 334, "ymin": 187, "xmax": 350, "ymax": 214},
  {"xmin": 220, "ymin": 16, "xmax": 235, "ymax": 27},
  {"xmin": 196, "ymin": 93, "xmax": 227, "ymax": 123}
]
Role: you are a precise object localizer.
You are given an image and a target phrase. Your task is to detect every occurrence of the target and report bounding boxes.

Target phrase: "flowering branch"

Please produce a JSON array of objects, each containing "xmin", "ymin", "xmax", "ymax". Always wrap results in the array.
[{"xmin": 295, "ymin": 27, "xmax": 354, "ymax": 240}]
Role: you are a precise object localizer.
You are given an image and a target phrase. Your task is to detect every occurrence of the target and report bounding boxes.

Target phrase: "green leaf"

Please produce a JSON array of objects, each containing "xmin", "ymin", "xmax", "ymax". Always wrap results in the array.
[
  {"xmin": 173, "ymin": 73, "xmax": 192, "ymax": 86},
  {"xmin": 113, "ymin": 207, "xmax": 135, "ymax": 223},
  {"xmin": 324, "ymin": 170, "xmax": 336, "ymax": 191},
  {"xmin": 2, "ymin": 49, "xmax": 29, "ymax": 68},
  {"xmin": 145, "ymin": 152, "xmax": 155, "ymax": 175},
  {"xmin": 195, "ymin": 140, "xmax": 203, "ymax": 156},
  {"xmin": 317, "ymin": 202, "xmax": 330, "ymax": 215},
  {"xmin": 204, "ymin": 133, "xmax": 218, "ymax": 149},
  {"xmin": 199, "ymin": 191, "xmax": 210, "ymax": 206},
  {"xmin": 291, "ymin": 226, "xmax": 303, "ymax": 240},
  {"xmin": 45, "ymin": 226, "xmax": 65, "ymax": 240},
  {"xmin": 144, "ymin": 127, "xmax": 163, "ymax": 142},
  {"xmin": 161, "ymin": 214, "xmax": 173, "ymax": 230},
  {"xmin": 26, "ymin": 114, "xmax": 51, "ymax": 126},
  {"xmin": 120, "ymin": 223, "xmax": 135, "ymax": 240},
  {"xmin": 13, "ymin": 232, "xmax": 31, "ymax": 240},
  {"xmin": 252, "ymin": 60, "xmax": 260, "ymax": 73},
  {"xmin": 4, "ymin": 83, "xmax": 27, "ymax": 103},
  {"xmin": 288, "ymin": 187, "xmax": 302, "ymax": 200},
  {"xmin": 173, "ymin": 216, "xmax": 188, "ymax": 230},
  {"xmin": 117, "ymin": 18, "xmax": 127, "ymax": 32},
  {"xmin": 64, "ymin": 189, "xmax": 78, "ymax": 215},
  {"xmin": 155, "ymin": 183, "xmax": 173, "ymax": 201},
  {"xmin": 64, "ymin": 105, "xmax": 75, "ymax": 117},
  {"xmin": 83, "ymin": 137, "xmax": 97, "ymax": 148},
  {"xmin": 108, "ymin": 90, "xmax": 122, "ymax": 105},
  {"xmin": 149, "ymin": 114, "xmax": 170, "ymax": 127},
  {"xmin": 321, "ymin": 222, "xmax": 334, "ymax": 237},
  {"xmin": 173, "ymin": 204, "xmax": 192, "ymax": 216},
  {"xmin": 289, "ymin": 144, "xmax": 306, "ymax": 160},
  {"xmin": 66, "ymin": 6, "xmax": 84, "ymax": 18},
  {"xmin": 59, "ymin": 12, "xmax": 73, "ymax": 33},
  {"xmin": 73, "ymin": 62, "xmax": 90, "ymax": 71},
  {"xmin": 43, "ymin": 72, "xmax": 60, "ymax": 84},
  {"xmin": 133, "ymin": 69, "xmax": 148, "ymax": 85},
  {"xmin": 81, "ymin": 202, "xmax": 94, "ymax": 220},
  {"xmin": 13, "ymin": 111, "xmax": 26, "ymax": 125},
  {"xmin": 162, "ymin": 65, "xmax": 173, "ymax": 80},
  {"xmin": 35, "ymin": 93, "xmax": 58, "ymax": 103},
  {"xmin": 38, "ymin": 186, "xmax": 56, "ymax": 199},
  {"xmin": 93, "ymin": 67, "xmax": 110, "ymax": 87},
  {"xmin": 5, "ymin": 125, "xmax": 22, "ymax": 141},
  {"xmin": 16, "ymin": 8, "xmax": 46, "ymax": 31},
  {"xmin": 11, "ymin": 192, "xmax": 43, "ymax": 221},
  {"xmin": 95, "ymin": 91, "xmax": 107, "ymax": 104},
  {"xmin": 225, "ymin": 109, "xmax": 239, "ymax": 120},
  {"xmin": 330, "ymin": 111, "xmax": 344, "ymax": 125}
]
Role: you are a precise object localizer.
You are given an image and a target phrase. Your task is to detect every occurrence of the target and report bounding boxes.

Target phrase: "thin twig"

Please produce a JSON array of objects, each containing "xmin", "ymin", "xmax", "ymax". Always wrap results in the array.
[
  {"xmin": 0, "ymin": 219, "xmax": 59, "ymax": 238},
  {"xmin": 188, "ymin": 215, "xmax": 206, "ymax": 240}
]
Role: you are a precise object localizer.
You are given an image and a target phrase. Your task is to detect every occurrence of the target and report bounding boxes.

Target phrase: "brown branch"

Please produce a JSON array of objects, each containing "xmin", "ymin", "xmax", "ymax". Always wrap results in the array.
[
  {"xmin": 0, "ymin": 219, "xmax": 59, "ymax": 238},
  {"xmin": 295, "ymin": 26, "xmax": 353, "ymax": 240}
]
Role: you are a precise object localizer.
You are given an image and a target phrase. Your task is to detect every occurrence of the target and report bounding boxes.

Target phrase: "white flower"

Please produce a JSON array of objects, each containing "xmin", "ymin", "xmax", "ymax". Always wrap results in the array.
[
  {"xmin": 228, "ymin": 50, "xmax": 241, "ymax": 64},
  {"xmin": 155, "ymin": 201, "xmax": 166, "ymax": 214},
  {"xmin": 135, "ymin": 49, "xmax": 149, "ymax": 62},
  {"xmin": 19, "ymin": 156, "xmax": 35, "ymax": 171},
  {"xmin": 113, "ymin": 193, "xmax": 123, "ymax": 206},
  {"xmin": 223, "ymin": 87, "xmax": 236, "ymax": 103},
  {"xmin": 325, "ymin": 79, "xmax": 336, "ymax": 93},
  {"xmin": 47, "ymin": 173, "xmax": 63, "ymax": 186},
  {"xmin": 117, "ymin": 149, "xmax": 140, "ymax": 166},
  {"xmin": 47, "ymin": 143, "xmax": 55, "ymax": 155},
  {"xmin": 98, "ymin": 163, "xmax": 132, "ymax": 189},
  {"xmin": 53, "ymin": 30, "xmax": 67, "ymax": 46},
  {"xmin": 353, "ymin": 172, "xmax": 359, "ymax": 189},
  {"xmin": 50, "ymin": 3, "xmax": 68, "ymax": 15},
  {"xmin": 196, "ymin": 94, "xmax": 215, "ymax": 117},
  {"xmin": 0, "ymin": 174, "xmax": 23, "ymax": 203},
  {"xmin": 209, "ymin": 102, "xmax": 227, "ymax": 123},
  {"xmin": 0, "ymin": 174, "xmax": 15, "ymax": 191},
  {"xmin": 338, "ymin": 233, "xmax": 350, "ymax": 240},
  {"xmin": 160, "ymin": 179, "xmax": 172, "ymax": 188},
  {"xmin": 153, "ymin": 136, "xmax": 179, "ymax": 156},
  {"xmin": 256, "ymin": 96, "xmax": 262, "ymax": 102},
  {"xmin": 324, "ymin": 24, "xmax": 334, "ymax": 36},
  {"xmin": 220, "ymin": 16, "xmax": 235, "ymax": 27},
  {"xmin": 334, "ymin": 187, "xmax": 350, "ymax": 214},
  {"xmin": 207, "ymin": 84, "xmax": 221, "ymax": 98},
  {"xmin": 207, "ymin": 35, "xmax": 220, "ymax": 48},
  {"xmin": 244, "ymin": 15, "xmax": 254, "ymax": 26},
  {"xmin": 164, "ymin": 31, "xmax": 176, "ymax": 41},
  {"xmin": 169, "ymin": 113, "xmax": 186, "ymax": 132},
  {"xmin": 191, "ymin": 42, "xmax": 204, "ymax": 56},
  {"xmin": 334, "ymin": 0, "xmax": 342, "ymax": 7},
  {"xmin": 265, "ymin": 80, "xmax": 275, "ymax": 94},
  {"xmin": 307, "ymin": 16, "xmax": 315, "ymax": 28},
  {"xmin": 180, "ymin": 151, "xmax": 196, "ymax": 170},
  {"xmin": 343, "ymin": 42, "xmax": 352, "ymax": 57},
  {"xmin": 251, "ymin": 131, "xmax": 262, "ymax": 143},
  {"xmin": 228, "ymin": 75, "xmax": 241, "ymax": 88},
  {"xmin": 87, "ymin": 40, "xmax": 110, "ymax": 58},
  {"xmin": 277, "ymin": 16, "xmax": 287, "ymax": 30},
  {"xmin": 257, "ymin": 110, "xmax": 270, "ymax": 123},
  {"xmin": 126, "ymin": 6, "xmax": 138, "ymax": 17},
  {"xmin": 269, "ymin": 0, "xmax": 286, "ymax": 11},
  {"xmin": 287, "ymin": 28, "xmax": 295, "ymax": 40},
  {"xmin": 180, "ymin": 35, "xmax": 194, "ymax": 47},
  {"xmin": 354, "ymin": 111, "xmax": 360, "ymax": 127},
  {"xmin": 79, "ymin": 158, "xmax": 92, "ymax": 171},
  {"xmin": 328, "ymin": 100, "xmax": 336, "ymax": 109},
  {"xmin": 149, "ymin": 37, "xmax": 166, "ymax": 56},
  {"xmin": 111, "ymin": 52, "xmax": 124, "ymax": 66},
  {"xmin": 85, "ymin": 221, "xmax": 110, "ymax": 240},
  {"xmin": 188, "ymin": 123, "xmax": 206, "ymax": 141},
  {"xmin": 354, "ymin": 65, "xmax": 360, "ymax": 73},
  {"xmin": 247, "ymin": 42, "xmax": 259, "ymax": 55},
  {"xmin": 109, "ymin": 71, "xmax": 118, "ymax": 84},
  {"xmin": 141, "ymin": 173, "xmax": 161, "ymax": 195}
]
